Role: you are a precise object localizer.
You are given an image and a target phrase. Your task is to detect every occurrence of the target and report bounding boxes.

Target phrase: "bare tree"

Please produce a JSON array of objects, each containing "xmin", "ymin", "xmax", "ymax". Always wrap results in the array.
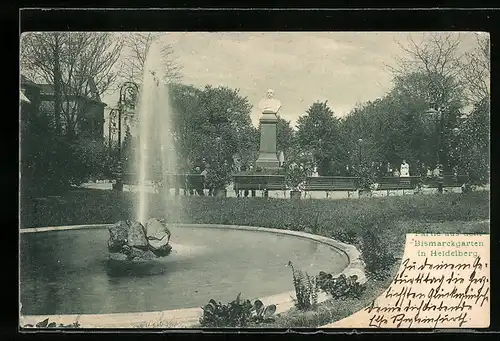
[
  {"xmin": 121, "ymin": 33, "xmax": 183, "ymax": 85},
  {"xmin": 461, "ymin": 33, "xmax": 490, "ymax": 104},
  {"xmin": 388, "ymin": 33, "xmax": 465, "ymax": 108},
  {"xmin": 21, "ymin": 32, "xmax": 123, "ymax": 139}
]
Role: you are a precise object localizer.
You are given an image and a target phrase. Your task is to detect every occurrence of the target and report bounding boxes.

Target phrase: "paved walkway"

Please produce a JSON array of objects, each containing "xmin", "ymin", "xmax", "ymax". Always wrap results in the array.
[{"xmin": 79, "ymin": 181, "xmax": 479, "ymax": 200}]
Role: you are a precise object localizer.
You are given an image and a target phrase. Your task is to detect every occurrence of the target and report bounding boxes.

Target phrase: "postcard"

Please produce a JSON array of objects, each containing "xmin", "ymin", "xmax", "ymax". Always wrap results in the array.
[{"xmin": 19, "ymin": 30, "xmax": 490, "ymax": 330}]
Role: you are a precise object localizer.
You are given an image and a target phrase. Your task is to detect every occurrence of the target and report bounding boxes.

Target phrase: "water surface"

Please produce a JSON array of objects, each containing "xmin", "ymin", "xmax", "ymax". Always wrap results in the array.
[{"xmin": 20, "ymin": 226, "xmax": 348, "ymax": 315}]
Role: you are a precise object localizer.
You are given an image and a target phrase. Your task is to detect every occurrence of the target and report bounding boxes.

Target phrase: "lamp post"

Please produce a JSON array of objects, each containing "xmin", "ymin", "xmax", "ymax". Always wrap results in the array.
[
  {"xmin": 209, "ymin": 114, "xmax": 229, "ymax": 164},
  {"xmin": 426, "ymin": 105, "xmax": 446, "ymax": 193},
  {"xmin": 113, "ymin": 81, "xmax": 140, "ymax": 191},
  {"xmin": 208, "ymin": 113, "xmax": 229, "ymax": 197},
  {"xmin": 452, "ymin": 114, "xmax": 469, "ymax": 183},
  {"xmin": 108, "ymin": 108, "xmax": 119, "ymax": 153},
  {"xmin": 357, "ymin": 138, "xmax": 363, "ymax": 173},
  {"xmin": 215, "ymin": 136, "xmax": 222, "ymax": 163}
]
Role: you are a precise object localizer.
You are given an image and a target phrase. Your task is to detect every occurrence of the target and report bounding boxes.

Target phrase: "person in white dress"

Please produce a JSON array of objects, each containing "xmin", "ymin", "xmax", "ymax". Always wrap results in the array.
[
  {"xmin": 311, "ymin": 166, "xmax": 319, "ymax": 177},
  {"xmin": 400, "ymin": 160, "xmax": 410, "ymax": 177}
]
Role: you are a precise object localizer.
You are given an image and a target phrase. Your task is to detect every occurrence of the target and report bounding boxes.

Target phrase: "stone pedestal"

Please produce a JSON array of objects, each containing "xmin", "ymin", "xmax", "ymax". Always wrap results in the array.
[{"xmin": 256, "ymin": 110, "xmax": 280, "ymax": 169}]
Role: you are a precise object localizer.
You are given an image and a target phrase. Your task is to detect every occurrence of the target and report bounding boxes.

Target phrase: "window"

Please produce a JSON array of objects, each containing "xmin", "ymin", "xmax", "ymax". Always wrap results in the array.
[{"xmin": 40, "ymin": 100, "xmax": 55, "ymax": 113}]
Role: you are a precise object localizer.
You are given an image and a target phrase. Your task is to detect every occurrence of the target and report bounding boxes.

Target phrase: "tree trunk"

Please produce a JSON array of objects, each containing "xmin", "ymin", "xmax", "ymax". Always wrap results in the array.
[
  {"xmin": 215, "ymin": 188, "xmax": 227, "ymax": 197},
  {"xmin": 53, "ymin": 34, "xmax": 62, "ymax": 136}
]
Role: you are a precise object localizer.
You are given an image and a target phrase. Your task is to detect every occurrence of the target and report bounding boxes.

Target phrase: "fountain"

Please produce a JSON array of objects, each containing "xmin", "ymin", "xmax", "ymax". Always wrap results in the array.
[
  {"xmin": 135, "ymin": 40, "xmax": 181, "ymax": 225},
  {"xmin": 135, "ymin": 39, "xmax": 182, "ymax": 225},
  {"xmin": 106, "ymin": 40, "xmax": 182, "ymax": 263}
]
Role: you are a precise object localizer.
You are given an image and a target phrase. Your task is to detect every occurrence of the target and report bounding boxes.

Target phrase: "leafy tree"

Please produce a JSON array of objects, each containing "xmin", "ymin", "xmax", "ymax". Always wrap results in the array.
[
  {"xmin": 276, "ymin": 115, "xmax": 296, "ymax": 155},
  {"xmin": 390, "ymin": 72, "xmax": 464, "ymax": 169},
  {"xmin": 287, "ymin": 33, "xmax": 488, "ymax": 182},
  {"xmin": 167, "ymin": 84, "xmax": 256, "ymax": 172},
  {"xmin": 296, "ymin": 101, "xmax": 347, "ymax": 175},
  {"xmin": 375, "ymin": 33, "xmax": 469, "ymax": 172},
  {"xmin": 455, "ymin": 98, "xmax": 490, "ymax": 184},
  {"xmin": 340, "ymin": 72, "xmax": 466, "ymax": 174},
  {"xmin": 168, "ymin": 83, "xmax": 204, "ymax": 169},
  {"xmin": 196, "ymin": 85, "xmax": 253, "ymax": 166}
]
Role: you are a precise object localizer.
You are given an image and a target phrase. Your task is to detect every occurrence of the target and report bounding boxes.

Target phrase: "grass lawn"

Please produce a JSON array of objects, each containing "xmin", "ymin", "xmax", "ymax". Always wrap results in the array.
[
  {"xmin": 26, "ymin": 188, "xmax": 489, "ymax": 229},
  {"xmin": 22, "ymin": 189, "xmax": 490, "ymax": 328}
]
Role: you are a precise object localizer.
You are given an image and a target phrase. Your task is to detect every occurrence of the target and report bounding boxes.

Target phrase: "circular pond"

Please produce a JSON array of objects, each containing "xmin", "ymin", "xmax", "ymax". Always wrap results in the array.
[{"xmin": 20, "ymin": 225, "xmax": 349, "ymax": 315}]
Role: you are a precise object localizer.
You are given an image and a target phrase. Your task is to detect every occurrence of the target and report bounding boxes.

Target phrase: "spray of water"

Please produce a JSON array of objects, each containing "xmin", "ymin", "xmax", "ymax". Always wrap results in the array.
[{"xmin": 134, "ymin": 39, "xmax": 181, "ymax": 225}]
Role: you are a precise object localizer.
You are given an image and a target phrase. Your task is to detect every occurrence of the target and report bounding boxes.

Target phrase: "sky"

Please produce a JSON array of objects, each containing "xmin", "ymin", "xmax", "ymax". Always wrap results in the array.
[{"xmin": 102, "ymin": 31, "xmax": 486, "ymax": 128}]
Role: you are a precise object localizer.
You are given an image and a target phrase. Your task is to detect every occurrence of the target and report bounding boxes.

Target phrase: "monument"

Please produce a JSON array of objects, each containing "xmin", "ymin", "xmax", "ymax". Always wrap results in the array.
[{"xmin": 255, "ymin": 89, "xmax": 281, "ymax": 169}]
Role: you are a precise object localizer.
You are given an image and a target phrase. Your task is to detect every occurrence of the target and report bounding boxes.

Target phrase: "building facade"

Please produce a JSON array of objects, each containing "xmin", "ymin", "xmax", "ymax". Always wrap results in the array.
[
  {"xmin": 20, "ymin": 75, "xmax": 42, "ymax": 118},
  {"xmin": 21, "ymin": 74, "xmax": 107, "ymax": 140}
]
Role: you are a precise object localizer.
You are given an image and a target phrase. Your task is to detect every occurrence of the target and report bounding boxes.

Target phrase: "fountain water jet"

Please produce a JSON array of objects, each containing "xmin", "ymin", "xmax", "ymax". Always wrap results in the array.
[{"xmin": 134, "ymin": 39, "xmax": 181, "ymax": 225}]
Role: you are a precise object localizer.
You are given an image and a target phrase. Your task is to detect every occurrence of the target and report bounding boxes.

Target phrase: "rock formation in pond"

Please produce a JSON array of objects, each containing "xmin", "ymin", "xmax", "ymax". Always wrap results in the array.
[
  {"xmin": 108, "ymin": 219, "xmax": 172, "ymax": 262},
  {"xmin": 145, "ymin": 218, "xmax": 172, "ymax": 257}
]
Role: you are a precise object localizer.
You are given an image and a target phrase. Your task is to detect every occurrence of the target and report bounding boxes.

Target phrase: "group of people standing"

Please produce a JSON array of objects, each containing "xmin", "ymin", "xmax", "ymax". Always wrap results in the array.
[
  {"xmin": 186, "ymin": 159, "xmax": 234, "ymax": 196},
  {"xmin": 386, "ymin": 160, "xmax": 410, "ymax": 177},
  {"xmin": 362, "ymin": 160, "xmax": 449, "ymax": 179}
]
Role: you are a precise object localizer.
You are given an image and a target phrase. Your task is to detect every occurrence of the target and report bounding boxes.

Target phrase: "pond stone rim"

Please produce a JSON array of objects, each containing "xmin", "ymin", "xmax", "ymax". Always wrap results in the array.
[{"xmin": 19, "ymin": 223, "xmax": 366, "ymax": 328}]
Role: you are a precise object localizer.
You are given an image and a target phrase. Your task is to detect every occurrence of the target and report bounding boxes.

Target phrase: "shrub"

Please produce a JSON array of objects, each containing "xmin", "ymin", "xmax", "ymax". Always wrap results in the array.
[
  {"xmin": 28, "ymin": 188, "xmax": 489, "ymax": 229},
  {"xmin": 199, "ymin": 293, "xmax": 276, "ymax": 327},
  {"xmin": 23, "ymin": 318, "xmax": 80, "ymax": 329},
  {"xmin": 357, "ymin": 166, "xmax": 377, "ymax": 191},
  {"xmin": 285, "ymin": 165, "xmax": 308, "ymax": 191},
  {"xmin": 359, "ymin": 227, "xmax": 398, "ymax": 281},
  {"xmin": 21, "ymin": 96, "xmax": 114, "ymax": 196},
  {"xmin": 330, "ymin": 229, "xmax": 358, "ymax": 245},
  {"xmin": 69, "ymin": 138, "xmax": 113, "ymax": 184},
  {"xmin": 316, "ymin": 272, "xmax": 365, "ymax": 299},
  {"xmin": 288, "ymin": 261, "xmax": 318, "ymax": 311},
  {"xmin": 204, "ymin": 163, "xmax": 232, "ymax": 192}
]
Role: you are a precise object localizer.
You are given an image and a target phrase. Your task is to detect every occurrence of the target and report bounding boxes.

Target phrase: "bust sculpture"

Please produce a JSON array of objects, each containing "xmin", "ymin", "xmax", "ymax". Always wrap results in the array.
[{"xmin": 258, "ymin": 89, "xmax": 282, "ymax": 114}]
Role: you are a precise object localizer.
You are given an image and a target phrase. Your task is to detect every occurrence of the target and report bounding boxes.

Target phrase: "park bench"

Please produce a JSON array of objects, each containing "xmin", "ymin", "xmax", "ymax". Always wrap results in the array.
[
  {"xmin": 376, "ymin": 176, "xmax": 419, "ymax": 195},
  {"xmin": 116, "ymin": 172, "xmax": 135, "ymax": 185},
  {"xmin": 116, "ymin": 172, "xmax": 160, "ymax": 186},
  {"xmin": 156, "ymin": 174, "xmax": 206, "ymax": 195},
  {"xmin": 233, "ymin": 174, "xmax": 286, "ymax": 197},
  {"xmin": 116, "ymin": 172, "xmax": 205, "ymax": 194},
  {"xmin": 443, "ymin": 174, "xmax": 469, "ymax": 187},
  {"xmin": 420, "ymin": 174, "xmax": 468, "ymax": 193},
  {"xmin": 303, "ymin": 176, "xmax": 359, "ymax": 198},
  {"xmin": 419, "ymin": 174, "xmax": 468, "ymax": 187}
]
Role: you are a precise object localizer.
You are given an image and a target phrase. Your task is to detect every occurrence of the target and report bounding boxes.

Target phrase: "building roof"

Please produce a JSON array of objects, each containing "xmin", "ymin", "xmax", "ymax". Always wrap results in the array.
[
  {"xmin": 20, "ymin": 74, "xmax": 40, "ymax": 88},
  {"xmin": 20, "ymin": 90, "xmax": 30, "ymax": 103},
  {"xmin": 38, "ymin": 83, "xmax": 106, "ymax": 106},
  {"xmin": 38, "ymin": 84, "xmax": 56, "ymax": 95},
  {"xmin": 20, "ymin": 74, "xmax": 107, "ymax": 107}
]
